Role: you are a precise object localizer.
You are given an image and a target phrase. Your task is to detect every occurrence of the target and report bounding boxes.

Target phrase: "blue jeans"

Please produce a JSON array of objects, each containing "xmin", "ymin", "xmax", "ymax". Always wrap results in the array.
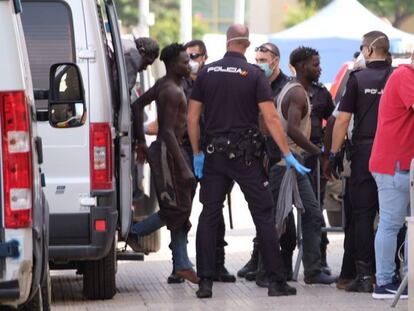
[
  {"xmin": 373, "ymin": 167, "xmax": 410, "ymax": 286},
  {"xmin": 130, "ymin": 212, "xmax": 193, "ymax": 270}
]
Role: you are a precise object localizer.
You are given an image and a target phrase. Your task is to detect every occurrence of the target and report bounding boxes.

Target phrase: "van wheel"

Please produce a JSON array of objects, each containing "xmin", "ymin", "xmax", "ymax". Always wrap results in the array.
[
  {"xmin": 19, "ymin": 286, "xmax": 42, "ymax": 311},
  {"xmin": 41, "ymin": 266, "xmax": 51, "ymax": 311},
  {"xmin": 83, "ymin": 240, "xmax": 116, "ymax": 300}
]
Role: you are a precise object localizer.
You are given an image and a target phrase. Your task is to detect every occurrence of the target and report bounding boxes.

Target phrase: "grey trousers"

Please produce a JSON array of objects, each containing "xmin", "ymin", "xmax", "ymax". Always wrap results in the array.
[{"xmin": 269, "ymin": 165, "xmax": 324, "ymax": 277}]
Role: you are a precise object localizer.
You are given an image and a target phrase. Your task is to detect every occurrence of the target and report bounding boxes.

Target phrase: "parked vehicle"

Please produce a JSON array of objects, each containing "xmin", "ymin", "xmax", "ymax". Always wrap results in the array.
[
  {"xmin": 20, "ymin": 0, "xmax": 158, "ymax": 300},
  {"xmin": 0, "ymin": 0, "xmax": 50, "ymax": 309}
]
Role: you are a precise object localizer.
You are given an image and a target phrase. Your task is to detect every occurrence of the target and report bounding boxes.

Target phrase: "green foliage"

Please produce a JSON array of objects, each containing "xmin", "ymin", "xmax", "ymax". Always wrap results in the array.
[
  {"xmin": 298, "ymin": 0, "xmax": 331, "ymax": 9},
  {"xmin": 287, "ymin": 0, "xmax": 414, "ymax": 28},
  {"xmin": 115, "ymin": 0, "xmax": 210, "ymax": 48},
  {"xmin": 360, "ymin": 0, "xmax": 414, "ymax": 27},
  {"xmin": 284, "ymin": 1, "xmax": 318, "ymax": 28},
  {"xmin": 115, "ymin": 0, "xmax": 138, "ymax": 27}
]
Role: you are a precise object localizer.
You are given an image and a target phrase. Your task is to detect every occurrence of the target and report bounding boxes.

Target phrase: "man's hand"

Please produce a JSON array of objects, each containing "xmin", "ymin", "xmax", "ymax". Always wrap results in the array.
[
  {"xmin": 284, "ymin": 152, "xmax": 311, "ymax": 175},
  {"xmin": 329, "ymin": 152, "xmax": 344, "ymax": 179},
  {"xmin": 321, "ymin": 155, "xmax": 333, "ymax": 180},
  {"xmin": 135, "ymin": 141, "xmax": 148, "ymax": 164},
  {"xmin": 193, "ymin": 152, "xmax": 205, "ymax": 179}
]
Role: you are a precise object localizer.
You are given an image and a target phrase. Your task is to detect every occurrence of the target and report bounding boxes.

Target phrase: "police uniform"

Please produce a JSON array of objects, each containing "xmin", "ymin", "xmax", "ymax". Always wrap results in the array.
[
  {"xmin": 181, "ymin": 76, "xmax": 232, "ymax": 281},
  {"xmin": 308, "ymin": 82, "xmax": 335, "ymax": 145},
  {"xmin": 191, "ymin": 51, "xmax": 285, "ymax": 282},
  {"xmin": 338, "ymin": 60, "xmax": 392, "ymax": 266}
]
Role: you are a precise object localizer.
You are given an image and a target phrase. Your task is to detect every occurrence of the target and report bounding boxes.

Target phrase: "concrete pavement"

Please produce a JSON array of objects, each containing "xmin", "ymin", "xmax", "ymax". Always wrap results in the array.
[{"xmin": 51, "ymin": 184, "xmax": 408, "ymax": 310}]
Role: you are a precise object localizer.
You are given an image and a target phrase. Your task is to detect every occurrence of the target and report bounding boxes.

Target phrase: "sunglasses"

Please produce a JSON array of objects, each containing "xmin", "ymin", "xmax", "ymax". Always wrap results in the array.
[
  {"xmin": 255, "ymin": 46, "xmax": 279, "ymax": 57},
  {"xmin": 189, "ymin": 52, "xmax": 204, "ymax": 60}
]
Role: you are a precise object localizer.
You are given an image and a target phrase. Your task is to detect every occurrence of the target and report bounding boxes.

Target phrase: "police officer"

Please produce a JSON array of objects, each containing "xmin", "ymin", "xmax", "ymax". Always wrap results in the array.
[
  {"xmin": 182, "ymin": 39, "xmax": 236, "ymax": 283},
  {"xmin": 187, "ymin": 24, "xmax": 309, "ymax": 298},
  {"xmin": 238, "ymin": 42, "xmax": 295, "ymax": 283},
  {"xmin": 330, "ymin": 31, "xmax": 392, "ymax": 293}
]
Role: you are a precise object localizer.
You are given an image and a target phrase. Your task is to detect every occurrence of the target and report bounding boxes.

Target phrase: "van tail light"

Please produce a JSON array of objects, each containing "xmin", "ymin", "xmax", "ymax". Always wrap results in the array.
[
  {"xmin": 90, "ymin": 123, "xmax": 113, "ymax": 190},
  {"xmin": 0, "ymin": 91, "xmax": 33, "ymax": 228}
]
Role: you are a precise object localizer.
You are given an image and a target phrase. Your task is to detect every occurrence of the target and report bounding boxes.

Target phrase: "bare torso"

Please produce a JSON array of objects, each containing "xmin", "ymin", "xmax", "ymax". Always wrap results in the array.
[{"xmin": 155, "ymin": 78, "xmax": 187, "ymax": 145}]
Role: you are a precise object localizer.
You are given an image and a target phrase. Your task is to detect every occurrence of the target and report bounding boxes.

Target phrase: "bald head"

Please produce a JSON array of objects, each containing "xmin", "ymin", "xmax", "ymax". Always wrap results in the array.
[{"xmin": 226, "ymin": 24, "xmax": 250, "ymax": 53}]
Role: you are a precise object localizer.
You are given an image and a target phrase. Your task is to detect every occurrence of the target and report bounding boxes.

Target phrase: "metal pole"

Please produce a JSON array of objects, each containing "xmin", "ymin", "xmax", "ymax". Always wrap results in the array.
[
  {"xmin": 234, "ymin": 0, "xmax": 245, "ymax": 24},
  {"xmin": 180, "ymin": 0, "xmax": 192, "ymax": 43},
  {"xmin": 137, "ymin": 0, "xmax": 150, "ymax": 37}
]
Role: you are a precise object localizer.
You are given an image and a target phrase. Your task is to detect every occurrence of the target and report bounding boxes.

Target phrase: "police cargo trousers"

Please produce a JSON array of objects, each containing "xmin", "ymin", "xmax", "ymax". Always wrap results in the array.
[
  {"xmin": 269, "ymin": 165, "xmax": 324, "ymax": 278},
  {"xmin": 196, "ymin": 153, "xmax": 286, "ymax": 281},
  {"xmin": 183, "ymin": 144, "xmax": 229, "ymax": 250},
  {"xmin": 349, "ymin": 144, "xmax": 378, "ymax": 265}
]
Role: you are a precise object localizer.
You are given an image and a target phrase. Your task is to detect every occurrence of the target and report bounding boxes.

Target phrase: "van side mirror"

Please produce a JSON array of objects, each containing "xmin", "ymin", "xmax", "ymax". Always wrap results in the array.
[{"xmin": 48, "ymin": 63, "xmax": 86, "ymax": 128}]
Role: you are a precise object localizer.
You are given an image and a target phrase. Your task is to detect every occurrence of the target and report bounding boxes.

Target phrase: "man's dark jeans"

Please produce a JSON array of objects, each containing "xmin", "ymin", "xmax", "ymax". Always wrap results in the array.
[{"xmin": 269, "ymin": 165, "xmax": 324, "ymax": 278}]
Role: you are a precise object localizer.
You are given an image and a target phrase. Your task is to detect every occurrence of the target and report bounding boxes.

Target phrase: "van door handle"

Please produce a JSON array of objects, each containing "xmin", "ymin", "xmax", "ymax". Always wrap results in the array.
[{"xmin": 35, "ymin": 136, "xmax": 43, "ymax": 164}]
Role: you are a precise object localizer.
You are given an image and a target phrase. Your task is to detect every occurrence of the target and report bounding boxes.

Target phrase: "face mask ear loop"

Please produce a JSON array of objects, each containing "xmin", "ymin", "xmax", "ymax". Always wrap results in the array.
[{"xmin": 368, "ymin": 36, "xmax": 386, "ymax": 56}]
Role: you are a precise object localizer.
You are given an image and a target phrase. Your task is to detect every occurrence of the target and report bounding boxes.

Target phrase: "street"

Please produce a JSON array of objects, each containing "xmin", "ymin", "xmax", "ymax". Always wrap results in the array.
[{"xmin": 51, "ymin": 185, "xmax": 408, "ymax": 311}]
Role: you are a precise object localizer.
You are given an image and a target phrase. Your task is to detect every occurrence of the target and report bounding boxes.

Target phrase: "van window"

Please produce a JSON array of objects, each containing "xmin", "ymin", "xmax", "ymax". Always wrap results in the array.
[{"xmin": 21, "ymin": 1, "xmax": 75, "ymax": 109}]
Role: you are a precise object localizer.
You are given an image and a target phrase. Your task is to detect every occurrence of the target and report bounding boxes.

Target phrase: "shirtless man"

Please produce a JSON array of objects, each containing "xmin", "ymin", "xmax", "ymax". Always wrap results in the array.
[
  {"xmin": 268, "ymin": 46, "xmax": 337, "ymax": 284},
  {"xmin": 130, "ymin": 43, "xmax": 197, "ymax": 283}
]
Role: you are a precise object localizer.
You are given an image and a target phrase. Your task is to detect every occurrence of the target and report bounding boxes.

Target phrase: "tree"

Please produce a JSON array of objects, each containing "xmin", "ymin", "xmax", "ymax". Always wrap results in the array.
[
  {"xmin": 361, "ymin": 0, "xmax": 414, "ymax": 28},
  {"xmin": 287, "ymin": 0, "xmax": 414, "ymax": 28},
  {"xmin": 115, "ymin": 0, "xmax": 139, "ymax": 28},
  {"xmin": 115, "ymin": 0, "xmax": 210, "ymax": 48}
]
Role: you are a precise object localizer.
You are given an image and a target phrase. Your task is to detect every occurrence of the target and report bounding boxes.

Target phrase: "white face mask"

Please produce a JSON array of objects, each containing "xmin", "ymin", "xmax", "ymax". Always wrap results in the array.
[
  {"xmin": 355, "ymin": 52, "xmax": 366, "ymax": 69},
  {"xmin": 189, "ymin": 60, "xmax": 200, "ymax": 75}
]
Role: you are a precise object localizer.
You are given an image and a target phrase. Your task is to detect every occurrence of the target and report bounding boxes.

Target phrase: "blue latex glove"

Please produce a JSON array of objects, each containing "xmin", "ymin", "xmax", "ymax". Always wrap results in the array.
[
  {"xmin": 193, "ymin": 152, "xmax": 205, "ymax": 179},
  {"xmin": 284, "ymin": 152, "xmax": 311, "ymax": 175}
]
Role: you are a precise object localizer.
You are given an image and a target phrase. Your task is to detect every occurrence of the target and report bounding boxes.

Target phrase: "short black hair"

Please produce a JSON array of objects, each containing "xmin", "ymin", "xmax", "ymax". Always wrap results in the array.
[
  {"xmin": 184, "ymin": 39, "xmax": 207, "ymax": 57},
  {"xmin": 135, "ymin": 37, "xmax": 160, "ymax": 59},
  {"xmin": 160, "ymin": 43, "xmax": 186, "ymax": 68},
  {"xmin": 289, "ymin": 46, "xmax": 319, "ymax": 70}
]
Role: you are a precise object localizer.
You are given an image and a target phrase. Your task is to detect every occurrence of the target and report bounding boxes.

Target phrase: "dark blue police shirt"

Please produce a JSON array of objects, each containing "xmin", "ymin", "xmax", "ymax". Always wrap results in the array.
[
  {"xmin": 270, "ymin": 70, "xmax": 289, "ymax": 99},
  {"xmin": 190, "ymin": 51, "xmax": 273, "ymax": 138}
]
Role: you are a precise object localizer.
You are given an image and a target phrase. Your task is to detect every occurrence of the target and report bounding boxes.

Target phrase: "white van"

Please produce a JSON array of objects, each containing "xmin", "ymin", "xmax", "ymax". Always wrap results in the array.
[
  {"xmin": 0, "ymin": 0, "xmax": 50, "ymax": 309},
  {"xmin": 21, "ymin": 0, "xmax": 158, "ymax": 300}
]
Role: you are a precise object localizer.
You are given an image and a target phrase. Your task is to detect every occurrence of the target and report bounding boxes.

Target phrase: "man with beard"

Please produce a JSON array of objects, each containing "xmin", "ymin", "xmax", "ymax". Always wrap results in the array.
[{"xmin": 268, "ymin": 46, "xmax": 337, "ymax": 285}]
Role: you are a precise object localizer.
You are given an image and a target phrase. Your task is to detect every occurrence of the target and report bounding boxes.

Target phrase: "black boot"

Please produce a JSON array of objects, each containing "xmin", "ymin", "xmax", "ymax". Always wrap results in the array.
[
  {"xmin": 167, "ymin": 256, "xmax": 185, "ymax": 284},
  {"xmin": 281, "ymin": 250, "xmax": 293, "ymax": 281},
  {"xmin": 167, "ymin": 267, "xmax": 185, "ymax": 284},
  {"xmin": 255, "ymin": 253, "xmax": 269, "ymax": 288},
  {"xmin": 345, "ymin": 261, "xmax": 374, "ymax": 293},
  {"xmin": 196, "ymin": 278, "xmax": 213, "ymax": 298},
  {"xmin": 268, "ymin": 281, "xmax": 297, "ymax": 296},
  {"xmin": 237, "ymin": 241, "xmax": 259, "ymax": 278},
  {"xmin": 213, "ymin": 247, "xmax": 236, "ymax": 282}
]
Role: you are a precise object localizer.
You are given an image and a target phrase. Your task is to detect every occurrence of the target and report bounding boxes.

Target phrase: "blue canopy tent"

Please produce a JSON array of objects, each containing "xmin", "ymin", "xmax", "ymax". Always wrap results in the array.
[{"xmin": 269, "ymin": 0, "xmax": 414, "ymax": 83}]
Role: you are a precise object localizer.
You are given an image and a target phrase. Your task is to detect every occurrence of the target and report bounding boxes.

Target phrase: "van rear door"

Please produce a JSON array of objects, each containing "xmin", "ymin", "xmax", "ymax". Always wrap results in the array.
[
  {"xmin": 105, "ymin": 0, "xmax": 132, "ymax": 239},
  {"xmin": 21, "ymin": 0, "xmax": 90, "ymax": 218}
]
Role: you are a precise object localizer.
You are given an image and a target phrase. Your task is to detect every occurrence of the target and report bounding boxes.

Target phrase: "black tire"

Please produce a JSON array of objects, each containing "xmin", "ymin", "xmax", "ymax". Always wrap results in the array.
[
  {"xmin": 20, "ymin": 286, "xmax": 42, "ymax": 311},
  {"xmin": 83, "ymin": 239, "xmax": 116, "ymax": 300},
  {"xmin": 41, "ymin": 266, "xmax": 51, "ymax": 311}
]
